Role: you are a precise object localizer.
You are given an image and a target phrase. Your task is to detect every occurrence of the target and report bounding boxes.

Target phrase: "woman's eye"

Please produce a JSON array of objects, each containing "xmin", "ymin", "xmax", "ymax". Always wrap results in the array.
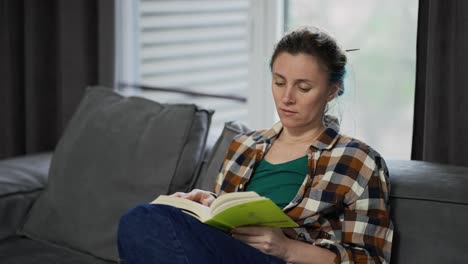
[
  {"xmin": 275, "ymin": 82, "xmax": 286, "ymax": 87},
  {"xmin": 299, "ymin": 87, "xmax": 311, "ymax": 92}
]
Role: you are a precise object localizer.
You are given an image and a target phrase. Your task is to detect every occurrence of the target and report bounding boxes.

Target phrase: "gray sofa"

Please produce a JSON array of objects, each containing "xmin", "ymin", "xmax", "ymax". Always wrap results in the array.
[{"xmin": 0, "ymin": 87, "xmax": 467, "ymax": 263}]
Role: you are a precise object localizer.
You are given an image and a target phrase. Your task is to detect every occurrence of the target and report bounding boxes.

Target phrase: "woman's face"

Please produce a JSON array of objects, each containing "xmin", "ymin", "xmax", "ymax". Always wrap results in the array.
[{"xmin": 271, "ymin": 52, "xmax": 337, "ymax": 131}]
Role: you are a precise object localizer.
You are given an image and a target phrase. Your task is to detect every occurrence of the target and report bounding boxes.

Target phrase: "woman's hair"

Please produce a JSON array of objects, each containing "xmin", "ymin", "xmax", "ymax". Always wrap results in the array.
[{"xmin": 270, "ymin": 26, "xmax": 347, "ymax": 96}]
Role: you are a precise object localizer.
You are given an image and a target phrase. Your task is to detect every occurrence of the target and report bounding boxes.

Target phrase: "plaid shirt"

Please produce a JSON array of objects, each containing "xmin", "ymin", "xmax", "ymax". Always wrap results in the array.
[{"xmin": 214, "ymin": 116, "xmax": 393, "ymax": 263}]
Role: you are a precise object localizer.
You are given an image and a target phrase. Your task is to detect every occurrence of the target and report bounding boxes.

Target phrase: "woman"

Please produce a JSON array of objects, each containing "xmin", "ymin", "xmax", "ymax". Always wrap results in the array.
[{"xmin": 118, "ymin": 27, "xmax": 393, "ymax": 264}]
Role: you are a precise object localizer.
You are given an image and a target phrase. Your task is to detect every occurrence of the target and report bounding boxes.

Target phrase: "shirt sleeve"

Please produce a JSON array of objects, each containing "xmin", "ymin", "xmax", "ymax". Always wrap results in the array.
[
  {"xmin": 212, "ymin": 133, "xmax": 254, "ymax": 196},
  {"xmin": 313, "ymin": 157, "xmax": 394, "ymax": 264},
  {"xmin": 213, "ymin": 170, "xmax": 224, "ymax": 195}
]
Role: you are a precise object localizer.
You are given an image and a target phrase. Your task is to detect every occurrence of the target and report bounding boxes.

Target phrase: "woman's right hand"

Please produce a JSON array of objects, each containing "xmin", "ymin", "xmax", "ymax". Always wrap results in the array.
[{"xmin": 170, "ymin": 189, "xmax": 216, "ymax": 207}]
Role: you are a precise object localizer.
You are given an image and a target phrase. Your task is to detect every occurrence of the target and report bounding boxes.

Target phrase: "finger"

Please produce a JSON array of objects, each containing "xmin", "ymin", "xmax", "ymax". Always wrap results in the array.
[
  {"xmin": 170, "ymin": 192, "xmax": 186, "ymax": 197},
  {"xmin": 183, "ymin": 191, "xmax": 199, "ymax": 201},
  {"xmin": 185, "ymin": 191, "xmax": 207, "ymax": 203},
  {"xmin": 200, "ymin": 196, "xmax": 214, "ymax": 206},
  {"xmin": 231, "ymin": 233, "xmax": 264, "ymax": 243},
  {"xmin": 231, "ymin": 226, "xmax": 267, "ymax": 235}
]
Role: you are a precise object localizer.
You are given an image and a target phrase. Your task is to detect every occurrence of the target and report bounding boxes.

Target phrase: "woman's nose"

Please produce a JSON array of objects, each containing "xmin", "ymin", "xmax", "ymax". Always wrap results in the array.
[{"xmin": 282, "ymin": 87, "xmax": 295, "ymax": 104}]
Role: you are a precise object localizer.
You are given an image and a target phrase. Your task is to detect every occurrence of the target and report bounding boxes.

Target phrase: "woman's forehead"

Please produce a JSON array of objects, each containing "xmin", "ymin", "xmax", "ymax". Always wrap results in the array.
[{"xmin": 272, "ymin": 52, "xmax": 328, "ymax": 81}]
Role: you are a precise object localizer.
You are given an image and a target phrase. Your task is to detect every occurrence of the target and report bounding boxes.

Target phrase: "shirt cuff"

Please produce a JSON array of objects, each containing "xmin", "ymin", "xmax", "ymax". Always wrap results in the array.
[{"xmin": 313, "ymin": 239, "xmax": 349, "ymax": 263}]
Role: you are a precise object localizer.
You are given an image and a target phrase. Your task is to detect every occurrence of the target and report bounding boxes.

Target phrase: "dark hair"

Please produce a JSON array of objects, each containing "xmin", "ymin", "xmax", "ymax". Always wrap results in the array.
[{"xmin": 270, "ymin": 27, "xmax": 347, "ymax": 96}]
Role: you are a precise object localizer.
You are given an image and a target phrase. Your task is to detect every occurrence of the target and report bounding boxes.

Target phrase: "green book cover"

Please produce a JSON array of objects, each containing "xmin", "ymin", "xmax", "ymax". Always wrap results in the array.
[
  {"xmin": 204, "ymin": 198, "xmax": 298, "ymax": 231},
  {"xmin": 151, "ymin": 191, "xmax": 298, "ymax": 231}
]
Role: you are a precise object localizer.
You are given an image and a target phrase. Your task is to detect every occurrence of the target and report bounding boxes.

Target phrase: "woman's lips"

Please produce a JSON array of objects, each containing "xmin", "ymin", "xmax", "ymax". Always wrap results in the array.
[{"xmin": 280, "ymin": 108, "xmax": 297, "ymax": 116}]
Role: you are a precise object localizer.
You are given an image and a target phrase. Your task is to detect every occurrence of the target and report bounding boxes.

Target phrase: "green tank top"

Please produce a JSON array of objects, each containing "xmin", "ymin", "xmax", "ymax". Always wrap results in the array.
[{"xmin": 245, "ymin": 155, "xmax": 308, "ymax": 209}]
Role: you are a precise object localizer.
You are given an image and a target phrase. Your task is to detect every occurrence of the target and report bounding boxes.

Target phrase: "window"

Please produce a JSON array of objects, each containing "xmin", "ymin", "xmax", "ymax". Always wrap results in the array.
[
  {"xmin": 117, "ymin": 0, "xmax": 282, "ymax": 137},
  {"xmin": 285, "ymin": 0, "xmax": 418, "ymax": 159}
]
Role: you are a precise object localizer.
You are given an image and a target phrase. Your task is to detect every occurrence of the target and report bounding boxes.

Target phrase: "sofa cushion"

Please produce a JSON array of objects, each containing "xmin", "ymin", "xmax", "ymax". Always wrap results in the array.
[
  {"xmin": 387, "ymin": 160, "xmax": 468, "ymax": 264},
  {"xmin": 388, "ymin": 160, "xmax": 468, "ymax": 203},
  {"xmin": 194, "ymin": 121, "xmax": 252, "ymax": 192},
  {"xmin": 21, "ymin": 86, "xmax": 212, "ymax": 261},
  {"xmin": 0, "ymin": 236, "xmax": 114, "ymax": 264},
  {"xmin": 0, "ymin": 153, "xmax": 52, "ymax": 240},
  {"xmin": 0, "ymin": 152, "xmax": 51, "ymax": 196},
  {"xmin": 0, "ymin": 191, "xmax": 42, "ymax": 241}
]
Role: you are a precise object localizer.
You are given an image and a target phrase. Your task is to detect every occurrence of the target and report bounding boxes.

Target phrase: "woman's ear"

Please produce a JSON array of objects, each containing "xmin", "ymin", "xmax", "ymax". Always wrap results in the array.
[{"xmin": 327, "ymin": 82, "xmax": 341, "ymax": 102}]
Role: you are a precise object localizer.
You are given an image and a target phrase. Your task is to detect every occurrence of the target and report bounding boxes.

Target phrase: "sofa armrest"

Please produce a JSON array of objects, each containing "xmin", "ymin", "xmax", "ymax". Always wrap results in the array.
[{"xmin": 0, "ymin": 152, "xmax": 52, "ymax": 240}]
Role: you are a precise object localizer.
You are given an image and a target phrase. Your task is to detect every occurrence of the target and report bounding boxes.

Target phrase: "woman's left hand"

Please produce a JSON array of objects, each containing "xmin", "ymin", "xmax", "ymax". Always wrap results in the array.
[{"xmin": 230, "ymin": 226, "xmax": 291, "ymax": 260}]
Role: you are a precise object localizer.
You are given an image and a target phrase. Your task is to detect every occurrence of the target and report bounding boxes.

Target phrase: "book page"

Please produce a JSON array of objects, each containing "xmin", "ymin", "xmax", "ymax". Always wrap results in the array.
[
  {"xmin": 151, "ymin": 195, "xmax": 212, "ymax": 222},
  {"xmin": 211, "ymin": 191, "xmax": 260, "ymax": 213}
]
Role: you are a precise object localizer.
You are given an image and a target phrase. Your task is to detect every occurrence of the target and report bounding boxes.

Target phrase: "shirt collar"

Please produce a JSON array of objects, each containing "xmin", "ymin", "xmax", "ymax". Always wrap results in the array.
[{"xmin": 259, "ymin": 115, "xmax": 341, "ymax": 150}]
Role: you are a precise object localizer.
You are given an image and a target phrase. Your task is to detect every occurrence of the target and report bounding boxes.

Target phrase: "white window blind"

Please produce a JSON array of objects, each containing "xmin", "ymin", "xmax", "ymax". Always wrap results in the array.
[
  {"xmin": 118, "ymin": 0, "xmax": 283, "ymax": 133},
  {"xmin": 132, "ymin": 0, "xmax": 251, "ymax": 136}
]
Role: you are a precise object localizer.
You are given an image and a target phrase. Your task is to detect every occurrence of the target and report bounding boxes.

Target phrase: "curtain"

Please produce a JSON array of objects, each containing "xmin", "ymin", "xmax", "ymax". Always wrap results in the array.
[
  {"xmin": 0, "ymin": 0, "xmax": 115, "ymax": 159},
  {"xmin": 412, "ymin": 0, "xmax": 468, "ymax": 167}
]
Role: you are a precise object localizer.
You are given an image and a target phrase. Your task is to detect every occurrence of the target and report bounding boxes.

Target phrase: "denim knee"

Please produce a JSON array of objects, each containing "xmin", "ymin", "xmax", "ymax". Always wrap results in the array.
[
  {"xmin": 118, "ymin": 204, "xmax": 176, "ymax": 235},
  {"xmin": 118, "ymin": 204, "xmax": 151, "ymax": 238}
]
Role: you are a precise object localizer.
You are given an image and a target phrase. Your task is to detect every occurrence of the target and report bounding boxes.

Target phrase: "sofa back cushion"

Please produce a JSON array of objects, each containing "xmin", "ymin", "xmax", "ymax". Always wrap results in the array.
[
  {"xmin": 21, "ymin": 86, "xmax": 212, "ymax": 261},
  {"xmin": 194, "ymin": 121, "xmax": 251, "ymax": 192}
]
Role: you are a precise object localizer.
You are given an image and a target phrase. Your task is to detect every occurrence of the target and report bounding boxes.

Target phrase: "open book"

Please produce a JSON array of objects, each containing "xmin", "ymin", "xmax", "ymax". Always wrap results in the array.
[{"xmin": 150, "ymin": 191, "xmax": 298, "ymax": 231}]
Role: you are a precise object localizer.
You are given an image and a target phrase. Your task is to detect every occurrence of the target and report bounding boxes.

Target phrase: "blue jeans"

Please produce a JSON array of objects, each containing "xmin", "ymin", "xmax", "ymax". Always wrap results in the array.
[{"xmin": 117, "ymin": 204, "xmax": 286, "ymax": 264}]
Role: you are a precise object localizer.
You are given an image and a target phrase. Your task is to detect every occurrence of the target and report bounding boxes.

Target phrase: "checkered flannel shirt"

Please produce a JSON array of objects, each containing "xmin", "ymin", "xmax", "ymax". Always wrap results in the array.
[{"xmin": 214, "ymin": 116, "xmax": 393, "ymax": 263}]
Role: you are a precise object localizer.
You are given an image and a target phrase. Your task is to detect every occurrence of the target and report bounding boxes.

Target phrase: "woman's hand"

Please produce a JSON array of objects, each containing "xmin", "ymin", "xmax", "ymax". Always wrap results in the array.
[
  {"xmin": 231, "ymin": 226, "xmax": 292, "ymax": 260},
  {"xmin": 170, "ymin": 189, "xmax": 216, "ymax": 206},
  {"xmin": 231, "ymin": 227, "xmax": 337, "ymax": 263}
]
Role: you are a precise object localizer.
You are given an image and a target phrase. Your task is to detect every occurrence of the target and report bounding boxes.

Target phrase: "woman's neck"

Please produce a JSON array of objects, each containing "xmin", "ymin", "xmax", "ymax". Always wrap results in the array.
[{"xmin": 278, "ymin": 124, "xmax": 326, "ymax": 144}]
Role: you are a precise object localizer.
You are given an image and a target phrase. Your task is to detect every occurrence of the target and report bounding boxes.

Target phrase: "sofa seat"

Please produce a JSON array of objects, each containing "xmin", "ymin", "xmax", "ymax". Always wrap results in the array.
[{"xmin": 0, "ymin": 236, "xmax": 115, "ymax": 264}]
